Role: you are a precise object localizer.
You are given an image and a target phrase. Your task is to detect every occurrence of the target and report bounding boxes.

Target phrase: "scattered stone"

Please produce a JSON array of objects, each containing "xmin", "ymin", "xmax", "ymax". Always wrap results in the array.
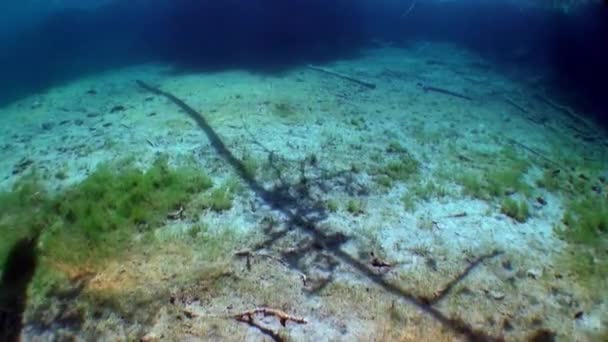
[
  {"xmin": 528, "ymin": 329, "xmax": 556, "ymax": 342},
  {"xmin": 102, "ymin": 122, "xmax": 112, "ymax": 128},
  {"xmin": 41, "ymin": 122, "xmax": 54, "ymax": 131},
  {"xmin": 74, "ymin": 119, "xmax": 84, "ymax": 126},
  {"xmin": 536, "ymin": 197, "xmax": 547, "ymax": 206},
  {"xmin": 110, "ymin": 105, "xmax": 126, "ymax": 113},
  {"xmin": 527, "ymin": 268, "xmax": 542, "ymax": 279},
  {"xmin": 502, "ymin": 260, "xmax": 513, "ymax": 271},
  {"xmin": 86, "ymin": 112, "xmax": 100, "ymax": 118},
  {"xmin": 425, "ymin": 257, "xmax": 438, "ymax": 271},
  {"xmin": 147, "ymin": 112, "xmax": 157, "ymax": 117},
  {"xmin": 502, "ymin": 318, "xmax": 513, "ymax": 331},
  {"xmin": 489, "ymin": 290, "xmax": 505, "ymax": 300},
  {"xmin": 574, "ymin": 310, "xmax": 584, "ymax": 319},
  {"xmin": 59, "ymin": 120, "xmax": 71, "ymax": 125},
  {"xmin": 86, "ymin": 89, "xmax": 97, "ymax": 95},
  {"xmin": 140, "ymin": 332, "xmax": 159, "ymax": 342},
  {"xmin": 12, "ymin": 158, "xmax": 33, "ymax": 175}
]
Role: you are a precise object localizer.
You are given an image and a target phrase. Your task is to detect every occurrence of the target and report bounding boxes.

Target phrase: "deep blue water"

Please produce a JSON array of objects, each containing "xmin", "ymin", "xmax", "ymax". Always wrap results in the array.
[{"xmin": 0, "ymin": 0, "xmax": 606, "ymax": 120}]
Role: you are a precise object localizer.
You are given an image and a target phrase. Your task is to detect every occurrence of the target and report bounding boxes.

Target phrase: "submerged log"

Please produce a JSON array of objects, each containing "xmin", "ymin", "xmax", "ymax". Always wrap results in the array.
[
  {"xmin": 418, "ymin": 83, "xmax": 473, "ymax": 101},
  {"xmin": 307, "ymin": 65, "xmax": 376, "ymax": 89}
]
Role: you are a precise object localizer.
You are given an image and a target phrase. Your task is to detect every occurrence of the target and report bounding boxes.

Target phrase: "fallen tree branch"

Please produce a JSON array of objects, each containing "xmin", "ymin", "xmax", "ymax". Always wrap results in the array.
[
  {"xmin": 307, "ymin": 65, "xmax": 376, "ymax": 89},
  {"xmin": 234, "ymin": 307, "xmax": 307, "ymax": 327},
  {"xmin": 418, "ymin": 83, "xmax": 473, "ymax": 101},
  {"xmin": 504, "ymin": 137, "xmax": 563, "ymax": 169},
  {"xmin": 504, "ymin": 97, "xmax": 529, "ymax": 114}
]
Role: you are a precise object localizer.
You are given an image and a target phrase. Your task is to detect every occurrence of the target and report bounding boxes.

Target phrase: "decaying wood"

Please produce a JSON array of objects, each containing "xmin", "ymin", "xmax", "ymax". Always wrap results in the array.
[
  {"xmin": 505, "ymin": 138, "xmax": 563, "ymax": 170},
  {"xmin": 535, "ymin": 93, "xmax": 600, "ymax": 141},
  {"xmin": 444, "ymin": 212, "xmax": 467, "ymax": 218},
  {"xmin": 504, "ymin": 97, "xmax": 529, "ymax": 114},
  {"xmin": 234, "ymin": 307, "xmax": 307, "ymax": 327},
  {"xmin": 418, "ymin": 83, "xmax": 473, "ymax": 101},
  {"xmin": 307, "ymin": 64, "xmax": 376, "ymax": 89}
]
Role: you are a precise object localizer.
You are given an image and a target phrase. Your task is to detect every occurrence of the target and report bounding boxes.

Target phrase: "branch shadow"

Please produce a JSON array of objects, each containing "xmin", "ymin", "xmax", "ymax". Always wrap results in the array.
[{"xmin": 136, "ymin": 80, "xmax": 503, "ymax": 341}]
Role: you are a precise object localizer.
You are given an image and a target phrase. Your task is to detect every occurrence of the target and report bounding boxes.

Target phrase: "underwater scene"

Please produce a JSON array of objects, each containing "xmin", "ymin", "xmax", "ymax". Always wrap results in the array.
[{"xmin": 1, "ymin": 0, "xmax": 607, "ymax": 341}]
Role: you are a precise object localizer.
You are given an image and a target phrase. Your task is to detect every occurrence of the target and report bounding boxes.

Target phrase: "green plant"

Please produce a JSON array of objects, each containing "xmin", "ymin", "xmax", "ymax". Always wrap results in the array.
[
  {"xmin": 487, "ymin": 167, "xmax": 531, "ymax": 197},
  {"xmin": 379, "ymin": 154, "xmax": 420, "ymax": 182},
  {"xmin": 386, "ymin": 141, "xmax": 407, "ymax": 154},
  {"xmin": 401, "ymin": 180, "xmax": 448, "ymax": 211},
  {"xmin": 500, "ymin": 198, "xmax": 530, "ymax": 223},
  {"xmin": 555, "ymin": 195, "xmax": 608, "ymax": 291},
  {"xmin": 200, "ymin": 182, "xmax": 235, "ymax": 212},
  {"xmin": 558, "ymin": 196, "xmax": 608, "ymax": 245},
  {"xmin": 457, "ymin": 172, "xmax": 487, "ymax": 199},
  {"xmin": 241, "ymin": 154, "xmax": 259, "ymax": 179},
  {"xmin": 273, "ymin": 102, "xmax": 297, "ymax": 119},
  {"xmin": 0, "ymin": 156, "xmax": 216, "ymax": 305},
  {"xmin": 375, "ymin": 175, "xmax": 393, "ymax": 189},
  {"xmin": 326, "ymin": 199, "xmax": 339, "ymax": 213},
  {"xmin": 346, "ymin": 199, "xmax": 364, "ymax": 215}
]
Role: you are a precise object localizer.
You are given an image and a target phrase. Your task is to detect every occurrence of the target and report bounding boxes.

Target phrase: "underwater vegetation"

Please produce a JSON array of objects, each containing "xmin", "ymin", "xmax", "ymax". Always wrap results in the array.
[
  {"xmin": 456, "ymin": 157, "xmax": 531, "ymax": 201},
  {"xmin": 374, "ymin": 143, "xmax": 421, "ymax": 188},
  {"xmin": 0, "ymin": 155, "xmax": 228, "ymax": 310},
  {"xmin": 401, "ymin": 180, "xmax": 449, "ymax": 212},
  {"xmin": 555, "ymin": 194, "xmax": 608, "ymax": 285},
  {"xmin": 500, "ymin": 198, "xmax": 530, "ymax": 223},
  {"xmin": 559, "ymin": 196, "xmax": 608, "ymax": 245}
]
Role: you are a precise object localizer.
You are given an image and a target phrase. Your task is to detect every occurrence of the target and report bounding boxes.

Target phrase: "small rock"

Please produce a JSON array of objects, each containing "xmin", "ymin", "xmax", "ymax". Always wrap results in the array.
[
  {"xmin": 110, "ymin": 105, "xmax": 126, "ymax": 113},
  {"xmin": 41, "ymin": 122, "xmax": 54, "ymax": 131},
  {"xmin": 490, "ymin": 290, "xmax": 506, "ymax": 300},
  {"xmin": 12, "ymin": 158, "xmax": 33, "ymax": 175},
  {"xmin": 527, "ymin": 268, "xmax": 542, "ymax": 279},
  {"xmin": 140, "ymin": 332, "xmax": 159, "ymax": 342}
]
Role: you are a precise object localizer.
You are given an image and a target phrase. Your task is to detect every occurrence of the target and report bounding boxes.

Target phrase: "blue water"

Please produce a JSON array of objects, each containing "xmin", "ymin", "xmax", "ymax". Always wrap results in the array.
[{"xmin": 1, "ymin": 1, "xmax": 606, "ymax": 117}]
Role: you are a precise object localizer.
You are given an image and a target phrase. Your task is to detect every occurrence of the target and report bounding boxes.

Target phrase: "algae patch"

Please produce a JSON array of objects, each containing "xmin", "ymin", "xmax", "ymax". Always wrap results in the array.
[{"xmin": 0, "ymin": 156, "xmax": 219, "ymax": 310}]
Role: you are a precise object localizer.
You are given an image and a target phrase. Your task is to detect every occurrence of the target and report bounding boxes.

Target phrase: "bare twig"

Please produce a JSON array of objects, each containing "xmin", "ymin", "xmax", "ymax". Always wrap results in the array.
[
  {"xmin": 234, "ymin": 307, "xmax": 307, "ymax": 327},
  {"xmin": 443, "ymin": 212, "xmax": 468, "ymax": 219}
]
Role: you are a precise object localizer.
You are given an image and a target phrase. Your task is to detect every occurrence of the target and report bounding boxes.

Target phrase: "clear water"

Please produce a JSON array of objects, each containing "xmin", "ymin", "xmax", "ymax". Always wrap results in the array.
[{"xmin": 0, "ymin": 1, "xmax": 607, "ymax": 341}]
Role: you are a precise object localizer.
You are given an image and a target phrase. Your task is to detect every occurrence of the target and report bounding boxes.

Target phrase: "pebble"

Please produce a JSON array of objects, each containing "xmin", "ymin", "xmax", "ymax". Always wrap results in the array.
[
  {"xmin": 490, "ymin": 290, "xmax": 506, "ymax": 300},
  {"xmin": 527, "ymin": 268, "xmax": 542, "ymax": 279}
]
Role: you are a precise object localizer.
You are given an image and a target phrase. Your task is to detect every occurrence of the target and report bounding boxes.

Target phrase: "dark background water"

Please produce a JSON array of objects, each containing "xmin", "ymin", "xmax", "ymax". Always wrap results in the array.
[{"xmin": 0, "ymin": 0, "xmax": 606, "ymax": 121}]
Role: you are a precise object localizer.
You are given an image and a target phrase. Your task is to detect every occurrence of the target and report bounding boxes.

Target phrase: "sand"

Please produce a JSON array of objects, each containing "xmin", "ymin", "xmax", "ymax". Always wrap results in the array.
[{"xmin": 1, "ymin": 42, "xmax": 606, "ymax": 341}]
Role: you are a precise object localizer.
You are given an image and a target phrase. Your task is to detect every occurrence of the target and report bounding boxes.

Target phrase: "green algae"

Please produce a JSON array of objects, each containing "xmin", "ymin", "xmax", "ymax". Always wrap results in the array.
[
  {"xmin": 554, "ymin": 193, "xmax": 608, "ymax": 289},
  {"xmin": 558, "ymin": 196, "xmax": 608, "ymax": 245},
  {"xmin": 0, "ymin": 156, "xmax": 217, "ymax": 307},
  {"xmin": 401, "ymin": 180, "xmax": 449, "ymax": 212},
  {"xmin": 500, "ymin": 198, "xmax": 530, "ymax": 223},
  {"xmin": 346, "ymin": 198, "xmax": 364, "ymax": 215},
  {"xmin": 376, "ymin": 149, "xmax": 420, "ymax": 184}
]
